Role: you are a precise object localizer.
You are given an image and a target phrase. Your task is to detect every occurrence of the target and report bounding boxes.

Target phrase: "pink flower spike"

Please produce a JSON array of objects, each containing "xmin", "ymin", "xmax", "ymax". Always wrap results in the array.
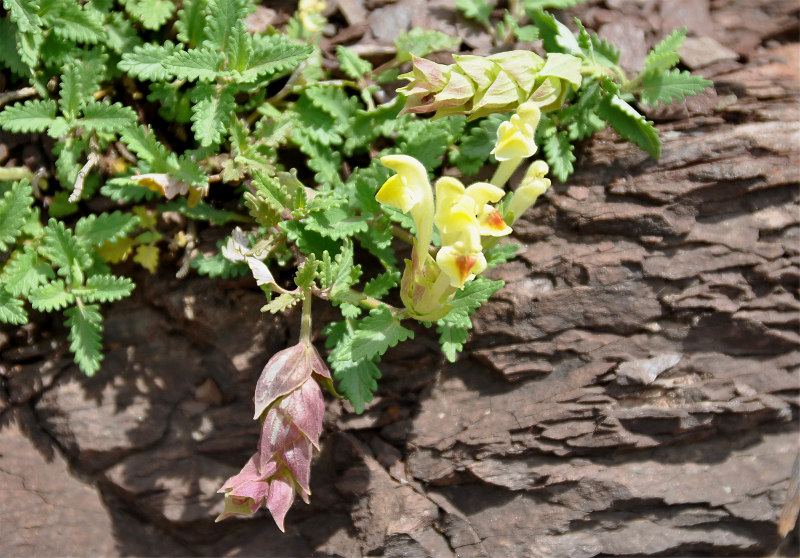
[
  {"xmin": 278, "ymin": 378, "xmax": 325, "ymax": 448},
  {"xmin": 266, "ymin": 471, "xmax": 296, "ymax": 532},
  {"xmin": 215, "ymin": 453, "xmax": 277, "ymax": 522}
]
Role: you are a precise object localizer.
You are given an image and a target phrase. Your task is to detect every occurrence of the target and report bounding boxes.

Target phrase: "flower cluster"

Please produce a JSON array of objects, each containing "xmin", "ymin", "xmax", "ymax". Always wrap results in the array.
[
  {"xmin": 216, "ymin": 341, "xmax": 331, "ymax": 531},
  {"xmin": 397, "ymin": 51, "xmax": 581, "ymax": 119}
]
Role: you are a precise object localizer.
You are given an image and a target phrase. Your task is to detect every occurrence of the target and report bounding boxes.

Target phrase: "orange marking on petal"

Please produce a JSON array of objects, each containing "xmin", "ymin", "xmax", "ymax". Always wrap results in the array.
[
  {"xmin": 456, "ymin": 254, "xmax": 477, "ymax": 282},
  {"xmin": 484, "ymin": 208, "xmax": 507, "ymax": 231}
]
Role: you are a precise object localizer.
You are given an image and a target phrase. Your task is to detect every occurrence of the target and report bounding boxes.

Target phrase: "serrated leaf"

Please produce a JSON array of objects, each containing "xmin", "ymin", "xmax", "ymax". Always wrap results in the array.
[
  {"xmin": 262, "ymin": 292, "xmax": 301, "ymax": 314},
  {"xmin": 0, "ymin": 20, "xmax": 29, "ymax": 76},
  {"xmin": 437, "ymin": 321, "xmax": 470, "ymax": 362},
  {"xmin": 77, "ymin": 275, "xmax": 135, "ymax": 303},
  {"xmin": 1, "ymin": 246, "xmax": 55, "ymax": 296},
  {"xmin": 449, "ymin": 113, "xmax": 509, "ymax": 175},
  {"xmin": 75, "ymin": 211, "xmax": 139, "ymax": 248},
  {"xmin": 638, "ymin": 69, "xmax": 712, "ymax": 107},
  {"xmin": 644, "ymin": 28, "xmax": 685, "ymax": 73},
  {"xmin": 105, "ymin": 11, "xmax": 142, "ymax": 54},
  {"xmin": 333, "ymin": 306, "xmax": 413, "ymax": 364},
  {"xmin": 119, "ymin": 42, "xmax": 182, "ymax": 81},
  {"xmin": 39, "ymin": 219, "xmax": 93, "ymax": 277},
  {"xmin": 304, "ymin": 207, "xmax": 369, "ymax": 240},
  {"xmin": 0, "ymin": 179, "xmax": 34, "ymax": 251},
  {"xmin": 29, "ymin": 279, "xmax": 74, "ymax": 311},
  {"xmin": 16, "ymin": 27, "xmax": 42, "ymax": 67},
  {"xmin": 543, "ymin": 128, "xmax": 575, "ymax": 181},
  {"xmin": 294, "ymin": 255, "xmax": 318, "ymax": 289},
  {"xmin": 363, "ymin": 270, "xmax": 400, "ymax": 299},
  {"xmin": 80, "ymin": 100, "xmax": 137, "ymax": 133},
  {"xmin": 0, "ymin": 99, "xmax": 58, "ymax": 134},
  {"xmin": 524, "ymin": 0, "xmax": 586, "ymax": 8},
  {"xmin": 527, "ymin": 8, "xmax": 581, "ymax": 56},
  {"xmin": 191, "ymin": 250, "xmax": 248, "ymax": 278},
  {"xmin": 237, "ymin": 34, "xmax": 313, "ymax": 83},
  {"xmin": 336, "ymin": 45, "xmax": 371, "ymax": 79},
  {"xmin": 4, "ymin": 0, "xmax": 41, "ymax": 33},
  {"xmin": 0, "ymin": 288, "xmax": 27, "ymax": 324},
  {"xmin": 597, "ymin": 88, "xmax": 660, "ymax": 159},
  {"xmin": 206, "ymin": 0, "xmax": 249, "ymax": 53},
  {"xmin": 176, "ymin": 0, "xmax": 209, "ymax": 47},
  {"xmin": 484, "ymin": 242, "xmax": 520, "ymax": 268},
  {"xmin": 448, "ymin": 277, "xmax": 505, "ymax": 316},
  {"xmin": 456, "ymin": 0, "xmax": 491, "ymax": 24},
  {"xmin": 333, "ymin": 360, "xmax": 381, "ymax": 414},
  {"xmin": 59, "ymin": 63, "xmax": 90, "ymax": 121},
  {"xmin": 162, "ymin": 47, "xmax": 222, "ymax": 81},
  {"xmin": 328, "ymin": 241, "xmax": 359, "ymax": 296},
  {"xmin": 124, "ymin": 0, "xmax": 176, "ymax": 30},
  {"xmin": 120, "ymin": 125, "xmax": 171, "ymax": 169},
  {"xmin": 191, "ymin": 84, "xmax": 235, "ymax": 146},
  {"xmin": 133, "ymin": 244, "xmax": 159, "ymax": 273},
  {"xmin": 46, "ymin": 2, "xmax": 106, "ymax": 44},
  {"xmin": 64, "ymin": 302, "xmax": 103, "ymax": 376}
]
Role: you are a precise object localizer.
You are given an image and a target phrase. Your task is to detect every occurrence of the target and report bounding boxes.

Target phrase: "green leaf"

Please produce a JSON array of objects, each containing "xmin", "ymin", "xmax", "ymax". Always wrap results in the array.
[
  {"xmin": 333, "ymin": 306, "xmax": 414, "ymax": 364},
  {"xmin": 28, "ymin": 279, "xmax": 75, "ymax": 312},
  {"xmin": 59, "ymin": 63, "xmax": 95, "ymax": 120},
  {"xmin": 643, "ymin": 28, "xmax": 685, "ymax": 74},
  {"xmin": 38, "ymin": 219, "xmax": 93, "ymax": 278},
  {"xmin": 118, "ymin": 42, "xmax": 182, "ymax": 81},
  {"xmin": 294, "ymin": 255, "xmax": 318, "ymax": 289},
  {"xmin": 158, "ymin": 200, "xmax": 246, "ymax": 225},
  {"xmin": 238, "ymin": 35, "xmax": 312, "ymax": 83},
  {"xmin": 328, "ymin": 241, "xmax": 360, "ymax": 296},
  {"xmin": 0, "ymin": 179, "xmax": 34, "ymax": 251},
  {"xmin": 436, "ymin": 321, "xmax": 469, "ymax": 362},
  {"xmin": 105, "ymin": 11, "xmax": 142, "ymax": 55},
  {"xmin": 190, "ymin": 84, "xmax": 235, "ymax": 146},
  {"xmin": 191, "ymin": 251, "xmax": 248, "ymax": 278},
  {"xmin": 543, "ymin": 127, "xmax": 575, "ymax": 181},
  {"xmin": 77, "ymin": 275, "xmax": 135, "ymax": 303},
  {"xmin": 637, "ymin": 69, "xmax": 712, "ymax": 107},
  {"xmin": 1, "ymin": 246, "xmax": 55, "ymax": 296},
  {"xmin": 484, "ymin": 242, "xmax": 520, "ymax": 268},
  {"xmin": 79, "ymin": 100, "xmax": 137, "ymax": 133},
  {"xmin": 226, "ymin": 20, "xmax": 251, "ymax": 72},
  {"xmin": 597, "ymin": 86, "xmax": 660, "ymax": 159},
  {"xmin": 0, "ymin": 288, "xmax": 27, "ymax": 325},
  {"xmin": 336, "ymin": 45, "xmax": 372, "ymax": 79},
  {"xmin": 304, "ymin": 206, "xmax": 369, "ymax": 240},
  {"xmin": 450, "ymin": 277, "xmax": 505, "ymax": 315},
  {"xmin": 527, "ymin": 8, "xmax": 581, "ymax": 56},
  {"xmin": 456, "ymin": 0, "xmax": 491, "ymax": 25},
  {"xmin": 75, "ymin": 211, "xmax": 140, "ymax": 248},
  {"xmin": 162, "ymin": 47, "xmax": 222, "ymax": 81},
  {"xmin": 206, "ymin": 0, "xmax": 250, "ymax": 53},
  {"xmin": 261, "ymin": 292, "xmax": 301, "ymax": 314},
  {"xmin": 3, "ymin": 0, "xmax": 41, "ymax": 33},
  {"xmin": 46, "ymin": 2, "xmax": 106, "ymax": 44},
  {"xmin": 123, "ymin": 0, "xmax": 176, "ymax": 30},
  {"xmin": 449, "ymin": 113, "xmax": 509, "ymax": 175},
  {"xmin": 119, "ymin": 125, "xmax": 172, "ymax": 169},
  {"xmin": 394, "ymin": 28, "xmax": 460, "ymax": 63},
  {"xmin": 0, "ymin": 20, "xmax": 30, "ymax": 75},
  {"xmin": 64, "ymin": 302, "xmax": 104, "ymax": 376},
  {"xmin": 176, "ymin": 0, "xmax": 209, "ymax": 47},
  {"xmin": 29, "ymin": 279, "xmax": 74, "ymax": 311},
  {"xmin": 333, "ymin": 360, "xmax": 381, "ymax": 414},
  {"xmin": 16, "ymin": 28, "xmax": 42, "ymax": 67},
  {"xmin": 363, "ymin": 270, "xmax": 400, "ymax": 299},
  {"xmin": 0, "ymin": 99, "xmax": 58, "ymax": 134}
]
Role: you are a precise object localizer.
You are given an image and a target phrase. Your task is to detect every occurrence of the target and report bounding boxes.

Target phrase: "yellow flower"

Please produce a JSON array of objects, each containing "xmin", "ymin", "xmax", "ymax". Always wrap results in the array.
[
  {"xmin": 491, "ymin": 102, "xmax": 541, "ymax": 162},
  {"xmin": 507, "ymin": 160, "xmax": 551, "ymax": 223},
  {"xmin": 464, "ymin": 182, "xmax": 512, "ymax": 237},
  {"xmin": 376, "ymin": 155, "xmax": 434, "ymax": 253}
]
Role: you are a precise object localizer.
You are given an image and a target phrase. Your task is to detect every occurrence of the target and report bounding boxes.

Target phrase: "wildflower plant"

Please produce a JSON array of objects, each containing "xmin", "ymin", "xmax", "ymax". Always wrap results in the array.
[{"xmin": 0, "ymin": 0, "xmax": 712, "ymax": 531}]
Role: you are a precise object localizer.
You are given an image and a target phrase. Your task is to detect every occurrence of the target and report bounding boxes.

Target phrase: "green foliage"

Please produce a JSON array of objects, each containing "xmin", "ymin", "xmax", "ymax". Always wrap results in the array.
[
  {"xmin": 0, "ymin": 179, "xmax": 34, "ymax": 250},
  {"xmin": 456, "ymin": 0, "xmax": 492, "ymax": 25},
  {"xmin": 64, "ymin": 303, "xmax": 103, "ymax": 376},
  {"xmin": 394, "ymin": 28, "xmax": 461, "ymax": 62},
  {"xmin": 333, "ymin": 360, "xmax": 381, "ymax": 414}
]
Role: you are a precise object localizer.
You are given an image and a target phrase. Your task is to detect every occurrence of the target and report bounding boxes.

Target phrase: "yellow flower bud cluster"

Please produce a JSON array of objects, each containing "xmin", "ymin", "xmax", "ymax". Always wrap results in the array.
[
  {"xmin": 376, "ymin": 155, "xmax": 513, "ymax": 320},
  {"xmin": 397, "ymin": 51, "xmax": 581, "ymax": 120}
]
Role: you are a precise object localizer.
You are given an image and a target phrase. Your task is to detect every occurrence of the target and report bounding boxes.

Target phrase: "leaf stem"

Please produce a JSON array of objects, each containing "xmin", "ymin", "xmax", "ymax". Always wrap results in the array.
[{"xmin": 300, "ymin": 289, "xmax": 312, "ymax": 341}]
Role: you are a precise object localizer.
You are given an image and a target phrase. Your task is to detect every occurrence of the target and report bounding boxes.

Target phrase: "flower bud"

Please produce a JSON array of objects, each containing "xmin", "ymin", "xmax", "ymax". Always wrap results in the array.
[{"xmin": 507, "ymin": 160, "xmax": 551, "ymax": 223}]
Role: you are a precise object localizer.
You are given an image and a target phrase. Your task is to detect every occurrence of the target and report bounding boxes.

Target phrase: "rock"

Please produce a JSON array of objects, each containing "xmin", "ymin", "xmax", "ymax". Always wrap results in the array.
[
  {"xmin": 615, "ymin": 353, "xmax": 682, "ymax": 385},
  {"xmin": 680, "ymin": 36, "xmax": 739, "ymax": 69}
]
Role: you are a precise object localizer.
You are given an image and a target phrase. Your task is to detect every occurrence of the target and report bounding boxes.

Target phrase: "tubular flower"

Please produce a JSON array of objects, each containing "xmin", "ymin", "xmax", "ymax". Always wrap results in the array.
[
  {"xmin": 491, "ymin": 102, "xmax": 541, "ymax": 162},
  {"xmin": 397, "ymin": 51, "xmax": 581, "ymax": 120},
  {"xmin": 507, "ymin": 160, "xmax": 551, "ymax": 224},
  {"xmin": 217, "ymin": 341, "xmax": 330, "ymax": 531}
]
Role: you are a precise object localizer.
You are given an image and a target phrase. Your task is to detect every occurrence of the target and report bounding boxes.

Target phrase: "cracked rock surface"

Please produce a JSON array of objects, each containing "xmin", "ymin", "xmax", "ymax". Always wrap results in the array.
[{"xmin": 1, "ymin": 0, "xmax": 798, "ymax": 556}]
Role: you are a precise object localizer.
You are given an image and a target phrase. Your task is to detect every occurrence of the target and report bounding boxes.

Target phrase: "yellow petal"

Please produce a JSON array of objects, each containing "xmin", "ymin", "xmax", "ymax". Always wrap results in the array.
[
  {"xmin": 464, "ymin": 182, "xmax": 505, "ymax": 206},
  {"xmin": 379, "ymin": 155, "xmax": 434, "ymax": 251},
  {"xmin": 376, "ymin": 174, "xmax": 415, "ymax": 213},
  {"xmin": 436, "ymin": 245, "xmax": 487, "ymax": 288},
  {"xmin": 477, "ymin": 206, "xmax": 512, "ymax": 237}
]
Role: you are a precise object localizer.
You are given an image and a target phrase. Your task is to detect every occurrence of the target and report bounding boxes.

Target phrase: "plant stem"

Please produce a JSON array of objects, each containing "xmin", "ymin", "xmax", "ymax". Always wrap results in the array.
[
  {"xmin": 0, "ymin": 167, "xmax": 34, "ymax": 182},
  {"xmin": 300, "ymin": 289, "xmax": 312, "ymax": 342},
  {"xmin": 0, "ymin": 87, "xmax": 37, "ymax": 108},
  {"xmin": 491, "ymin": 158, "xmax": 522, "ymax": 189}
]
